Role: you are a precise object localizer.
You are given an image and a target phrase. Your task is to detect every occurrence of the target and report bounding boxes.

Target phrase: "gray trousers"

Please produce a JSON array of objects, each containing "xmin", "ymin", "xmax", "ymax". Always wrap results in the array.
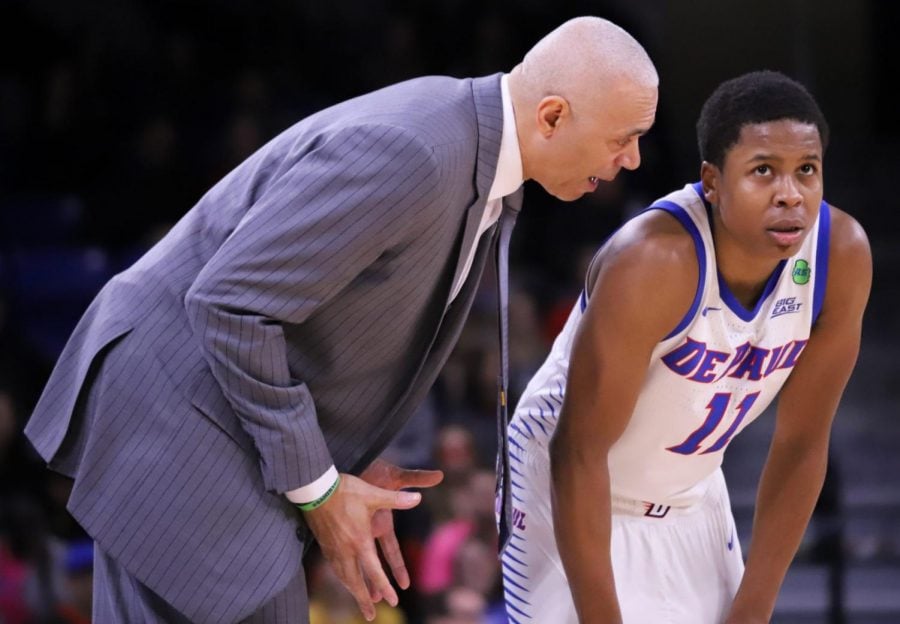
[{"xmin": 93, "ymin": 543, "xmax": 309, "ymax": 623}]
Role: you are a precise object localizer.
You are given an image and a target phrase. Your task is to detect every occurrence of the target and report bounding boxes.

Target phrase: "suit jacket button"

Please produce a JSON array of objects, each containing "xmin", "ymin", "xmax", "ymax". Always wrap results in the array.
[{"xmin": 296, "ymin": 527, "xmax": 305, "ymax": 541}]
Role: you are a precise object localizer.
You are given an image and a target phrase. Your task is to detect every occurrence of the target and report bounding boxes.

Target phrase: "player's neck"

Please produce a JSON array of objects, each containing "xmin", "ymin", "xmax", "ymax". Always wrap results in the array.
[
  {"xmin": 714, "ymin": 243, "xmax": 783, "ymax": 310},
  {"xmin": 707, "ymin": 205, "xmax": 787, "ymax": 310}
]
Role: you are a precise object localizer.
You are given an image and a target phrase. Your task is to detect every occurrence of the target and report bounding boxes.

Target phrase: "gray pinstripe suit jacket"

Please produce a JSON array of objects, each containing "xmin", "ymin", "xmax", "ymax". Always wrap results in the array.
[{"xmin": 25, "ymin": 73, "xmax": 522, "ymax": 622}]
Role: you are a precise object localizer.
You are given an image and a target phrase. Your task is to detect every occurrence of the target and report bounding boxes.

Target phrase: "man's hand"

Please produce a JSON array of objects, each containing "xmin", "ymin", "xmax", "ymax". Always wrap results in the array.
[
  {"xmin": 303, "ymin": 461, "xmax": 442, "ymax": 621},
  {"xmin": 360, "ymin": 459, "xmax": 443, "ymax": 590}
]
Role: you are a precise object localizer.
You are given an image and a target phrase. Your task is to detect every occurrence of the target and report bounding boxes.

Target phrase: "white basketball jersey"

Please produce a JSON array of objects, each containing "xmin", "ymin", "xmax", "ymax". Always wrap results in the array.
[{"xmin": 509, "ymin": 182, "xmax": 830, "ymax": 507}]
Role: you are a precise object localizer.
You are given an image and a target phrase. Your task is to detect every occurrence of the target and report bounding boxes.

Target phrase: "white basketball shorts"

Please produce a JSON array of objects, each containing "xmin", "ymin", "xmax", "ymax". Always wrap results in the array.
[{"xmin": 499, "ymin": 450, "xmax": 744, "ymax": 623}]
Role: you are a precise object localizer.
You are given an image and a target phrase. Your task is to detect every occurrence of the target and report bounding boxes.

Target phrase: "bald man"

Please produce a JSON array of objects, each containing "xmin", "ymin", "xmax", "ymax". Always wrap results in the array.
[{"xmin": 25, "ymin": 16, "xmax": 657, "ymax": 624}]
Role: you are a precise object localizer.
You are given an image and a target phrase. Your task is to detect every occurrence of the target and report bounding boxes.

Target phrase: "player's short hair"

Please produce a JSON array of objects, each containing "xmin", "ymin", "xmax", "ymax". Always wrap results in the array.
[{"xmin": 696, "ymin": 70, "xmax": 829, "ymax": 168}]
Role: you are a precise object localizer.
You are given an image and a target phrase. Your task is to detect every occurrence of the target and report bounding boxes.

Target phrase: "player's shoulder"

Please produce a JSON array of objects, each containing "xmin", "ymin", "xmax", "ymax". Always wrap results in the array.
[
  {"xmin": 587, "ymin": 208, "xmax": 700, "ymax": 296},
  {"xmin": 584, "ymin": 207, "xmax": 701, "ymax": 341},
  {"xmin": 826, "ymin": 204, "xmax": 871, "ymax": 266},
  {"xmin": 817, "ymin": 204, "xmax": 872, "ymax": 323}
]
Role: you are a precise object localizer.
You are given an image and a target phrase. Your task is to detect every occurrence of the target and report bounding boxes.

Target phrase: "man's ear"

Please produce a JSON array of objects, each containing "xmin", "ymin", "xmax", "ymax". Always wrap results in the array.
[
  {"xmin": 700, "ymin": 161, "xmax": 720, "ymax": 206},
  {"xmin": 536, "ymin": 95, "xmax": 569, "ymax": 137}
]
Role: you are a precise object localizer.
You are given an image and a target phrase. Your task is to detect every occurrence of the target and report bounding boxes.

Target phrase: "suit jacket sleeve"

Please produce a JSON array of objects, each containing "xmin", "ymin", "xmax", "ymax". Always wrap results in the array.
[{"xmin": 185, "ymin": 123, "xmax": 442, "ymax": 493}]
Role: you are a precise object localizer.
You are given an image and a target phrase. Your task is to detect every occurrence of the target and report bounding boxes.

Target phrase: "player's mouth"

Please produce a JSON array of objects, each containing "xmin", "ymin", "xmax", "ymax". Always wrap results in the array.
[
  {"xmin": 587, "ymin": 176, "xmax": 600, "ymax": 191},
  {"xmin": 766, "ymin": 224, "xmax": 805, "ymax": 247}
]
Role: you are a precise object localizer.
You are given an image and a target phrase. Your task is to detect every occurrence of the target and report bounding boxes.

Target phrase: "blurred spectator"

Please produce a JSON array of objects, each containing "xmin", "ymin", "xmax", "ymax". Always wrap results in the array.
[
  {"xmin": 0, "ymin": 533, "xmax": 31, "ymax": 624},
  {"xmin": 50, "ymin": 539, "xmax": 93, "ymax": 624},
  {"xmin": 452, "ymin": 537, "xmax": 505, "ymax": 624},
  {"xmin": 434, "ymin": 425, "xmax": 479, "ymax": 488},
  {"xmin": 424, "ymin": 586, "xmax": 486, "ymax": 624},
  {"xmin": 417, "ymin": 469, "xmax": 497, "ymax": 595},
  {"xmin": 0, "ymin": 389, "xmax": 17, "ymax": 474},
  {"xmin": 381, "ymin": 395, "xmax": 440, "ymax": 471},
  {"xmin": 538, "ymin": 243, "xmax": 599, "ymax": 344},
  {"xmin": 0, "ymin": 295, "xmax": 53, "ymax": 407},
  {"xmin": 507, "ymin": 286, "xmax": 547, "ymax": 397},
  {"xmin": 442, "ymin": 339, "xmax": 503, "ymax": 468},
  {"xmin": 1, "ymin": 495, "xmax": 60, "ymax": 623},
  {"xmin": 1, "ymin": 385, "xmax": 47, "ymax": 511},
  {"xmin": 422, "ymin": 423, "xmax": 481, "ymax": 533}
]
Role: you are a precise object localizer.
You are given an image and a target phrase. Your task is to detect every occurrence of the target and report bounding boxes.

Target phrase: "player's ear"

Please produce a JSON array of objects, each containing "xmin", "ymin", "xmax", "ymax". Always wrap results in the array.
[{"xmin": 700, "ymin": 161, "xmax": 720, "ymax": 206}]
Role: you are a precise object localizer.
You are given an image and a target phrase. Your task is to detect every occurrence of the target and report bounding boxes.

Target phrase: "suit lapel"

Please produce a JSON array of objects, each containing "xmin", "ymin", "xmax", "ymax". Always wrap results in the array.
[
  {"xmin": 434, "ymin": 189, "xmax": 522, "ymax": 372},
  {"xmin": 352, "ymin": 76, "xmax": 512, "ymax": 472},
  {"xmin": 446, "ymin": 73, "xmax": 504, "ymax": 303}
]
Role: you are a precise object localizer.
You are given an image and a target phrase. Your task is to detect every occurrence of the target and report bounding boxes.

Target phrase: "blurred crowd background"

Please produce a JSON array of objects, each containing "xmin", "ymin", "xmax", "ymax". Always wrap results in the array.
[{"xmin": 1, "ymin": 1, "xmax": 898, "ymax": 623}]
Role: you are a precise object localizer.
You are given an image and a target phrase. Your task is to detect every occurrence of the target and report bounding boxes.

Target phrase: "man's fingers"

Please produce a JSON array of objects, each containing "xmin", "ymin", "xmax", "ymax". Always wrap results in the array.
[
  {"xmin": 394, "ymin": 468, "xmax": 444, "ymax": 489},
  {"xmin": 364, "ymin": 576, "xmax": 382, "ymax": 603},
  {"xmin": 360, "ymin": 459, "xmax": 445, "ymax": 492},
  {"xmin": 378, "ymin": 531, "xmax": 410, "ymax": 589},
  {"xmin": 335, "ymin": 559, "xmax": 376, "ymax": 622},
  {"xmin": 360, "ymin": 544, "xmax": 399, "ymax": 608},
  {"xmin": 371, "ymin": 488, "xmax": 422, "ymax": 511}
]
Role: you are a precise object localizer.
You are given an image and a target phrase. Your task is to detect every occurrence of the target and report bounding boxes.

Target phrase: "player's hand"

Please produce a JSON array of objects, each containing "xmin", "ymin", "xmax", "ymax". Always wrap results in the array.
[
  {"xmin": 302, "ymin": 469, "xmax": 439, "ymax": 621},
  {"xmin": 359, "ymin": 459, "xmax": 444, "ymax": 589}
]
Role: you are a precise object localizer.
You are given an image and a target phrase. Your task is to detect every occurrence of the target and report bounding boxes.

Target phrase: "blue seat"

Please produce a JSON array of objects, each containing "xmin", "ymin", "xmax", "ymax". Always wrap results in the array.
[
  {"xmin": 0, "ymin": 194, "xmax": 85, "ymax": 247},
  {"xmin": 7, "ymin": 246, "xmax": 113, "ymax": 362}
]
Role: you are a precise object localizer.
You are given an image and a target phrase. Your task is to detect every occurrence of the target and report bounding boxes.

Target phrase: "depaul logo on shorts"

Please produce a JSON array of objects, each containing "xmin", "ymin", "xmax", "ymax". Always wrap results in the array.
[{"xmin": 792, "ymin": 259, "xmax": 811, "ymax": 285}]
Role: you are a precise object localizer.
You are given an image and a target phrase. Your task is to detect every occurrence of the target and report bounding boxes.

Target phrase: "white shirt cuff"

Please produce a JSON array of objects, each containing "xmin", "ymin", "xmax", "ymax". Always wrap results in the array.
[{"xmin": 284, "ymin": 465, "xmax": 340, "ymax": 504}]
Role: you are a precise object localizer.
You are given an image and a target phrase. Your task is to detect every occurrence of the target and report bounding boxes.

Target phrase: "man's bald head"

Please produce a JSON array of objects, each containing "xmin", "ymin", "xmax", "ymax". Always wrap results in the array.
[
  {"xmin": 513, "ymin": 16, "xmax": 657, "ymax": 111},
  {"xmin": 508, "ymin": 16, "xmax": 659, "ymax": 201}
]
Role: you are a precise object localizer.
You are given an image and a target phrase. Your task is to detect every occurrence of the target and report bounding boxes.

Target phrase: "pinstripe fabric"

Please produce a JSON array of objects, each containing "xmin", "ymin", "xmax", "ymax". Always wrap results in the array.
[
  {"xmin": 94, "ymin": 542, "xmax": 307, "ymax": 623},
  {"xmin": 25, "ymin": 73, "xmax": 518, "ymax": 622}
]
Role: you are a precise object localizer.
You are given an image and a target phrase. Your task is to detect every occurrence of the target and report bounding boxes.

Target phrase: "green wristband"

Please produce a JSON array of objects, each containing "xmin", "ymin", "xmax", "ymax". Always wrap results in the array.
[{"xmin": 296, "ymin": 475, "xmax": 341, "ymax": 512}]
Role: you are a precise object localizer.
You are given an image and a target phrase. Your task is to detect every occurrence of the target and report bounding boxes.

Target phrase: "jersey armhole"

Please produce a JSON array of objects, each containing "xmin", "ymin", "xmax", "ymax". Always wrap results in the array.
[
  {"xmin": 648, "ymin": 201, "xmax": 707, "ymax": 340},
  {"xmin": 811, "ymin": 201, "xmax": 831, "ymax": 325}
]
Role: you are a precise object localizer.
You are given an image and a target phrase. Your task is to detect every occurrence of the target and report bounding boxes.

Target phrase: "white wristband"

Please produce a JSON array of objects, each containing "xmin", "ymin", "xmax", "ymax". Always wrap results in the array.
[{"xmin": 284, "ymin": 465, "xmax": 339, "ymax": 504}]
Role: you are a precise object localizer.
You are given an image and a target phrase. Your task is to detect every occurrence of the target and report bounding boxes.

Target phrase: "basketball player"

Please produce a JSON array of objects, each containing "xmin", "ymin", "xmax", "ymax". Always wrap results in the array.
[{"xmin": 499, "ymin": 71, "xmax": 871, "ymax": 623}]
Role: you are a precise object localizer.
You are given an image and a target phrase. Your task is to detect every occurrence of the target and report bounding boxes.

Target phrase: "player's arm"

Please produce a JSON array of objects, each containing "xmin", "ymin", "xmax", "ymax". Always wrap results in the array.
[
  {"xmin": 549, "ymin": 213, "xmax": 697, "ymax": 624},
  {"xmin": 726, "ymin": 207, "xmax": 872, "ymax": 624}
]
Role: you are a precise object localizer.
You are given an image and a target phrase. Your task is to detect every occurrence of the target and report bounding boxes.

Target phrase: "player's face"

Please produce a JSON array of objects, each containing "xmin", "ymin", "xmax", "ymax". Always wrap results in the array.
[
  {"xmin": 530, "ymin": 83, "xmax": 657, "ymax": 202},
  {"xmin": 702, "ymin": 120, "xmax": 824, "ymax": 263}
]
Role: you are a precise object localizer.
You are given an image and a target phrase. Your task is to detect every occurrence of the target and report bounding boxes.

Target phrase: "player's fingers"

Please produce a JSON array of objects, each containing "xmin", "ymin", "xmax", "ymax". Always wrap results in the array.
[
  {"xmin": 359, "ymin": 543, "xmax": 399, "ymax": 608},
  {"xmin": 378, "ymin": 530, "xmax": 410, "ymax": 589}
]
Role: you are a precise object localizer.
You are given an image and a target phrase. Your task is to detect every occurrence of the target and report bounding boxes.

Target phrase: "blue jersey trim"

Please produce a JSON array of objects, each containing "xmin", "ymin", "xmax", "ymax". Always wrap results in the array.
[
  {"xmin": 812, "ymin": 202, "xmax": 831, "ymax": 324},
  {"xmin": 717, "ymin": 260, "xmax": 787, "ymax": 322},
  {"xmin": 579, "ymin": 288, "xmax": 587, "ymax": 312},
  {"xmin": 692, "ymin": 180, "xmax": 789, "ymax": 322},
  {"xmin": 691, "ymin": 181, "xmax": 705, "ymax": 202},
  {"xmin": 648, "ymin": 200, "xmax": 707, "ymax": 340}
]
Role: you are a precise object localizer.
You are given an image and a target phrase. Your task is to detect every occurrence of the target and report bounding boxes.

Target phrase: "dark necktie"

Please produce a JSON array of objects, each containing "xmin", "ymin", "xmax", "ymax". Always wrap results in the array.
[{"xmin": 495, "ymin": 203, "xmax": 517, "ymax": 552}]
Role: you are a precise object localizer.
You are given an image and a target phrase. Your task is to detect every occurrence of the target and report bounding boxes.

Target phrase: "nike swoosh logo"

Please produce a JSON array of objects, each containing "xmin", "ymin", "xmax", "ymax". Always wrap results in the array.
[{"xmin": 702, "ymin": 306, "xmax": 722, "ymax": 317}]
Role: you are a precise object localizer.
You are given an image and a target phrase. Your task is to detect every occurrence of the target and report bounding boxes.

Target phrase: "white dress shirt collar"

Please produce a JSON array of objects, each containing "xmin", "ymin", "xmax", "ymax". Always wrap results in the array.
[{"xmin": 487, "ymin": 74, "xmax": 524, "ymax": 202}]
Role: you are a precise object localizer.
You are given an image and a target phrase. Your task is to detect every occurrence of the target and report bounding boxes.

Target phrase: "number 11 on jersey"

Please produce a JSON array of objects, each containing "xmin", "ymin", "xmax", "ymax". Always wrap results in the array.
[{"xmin": 667, "ymin": 391, "xmax": 761, "ymax": 455}]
